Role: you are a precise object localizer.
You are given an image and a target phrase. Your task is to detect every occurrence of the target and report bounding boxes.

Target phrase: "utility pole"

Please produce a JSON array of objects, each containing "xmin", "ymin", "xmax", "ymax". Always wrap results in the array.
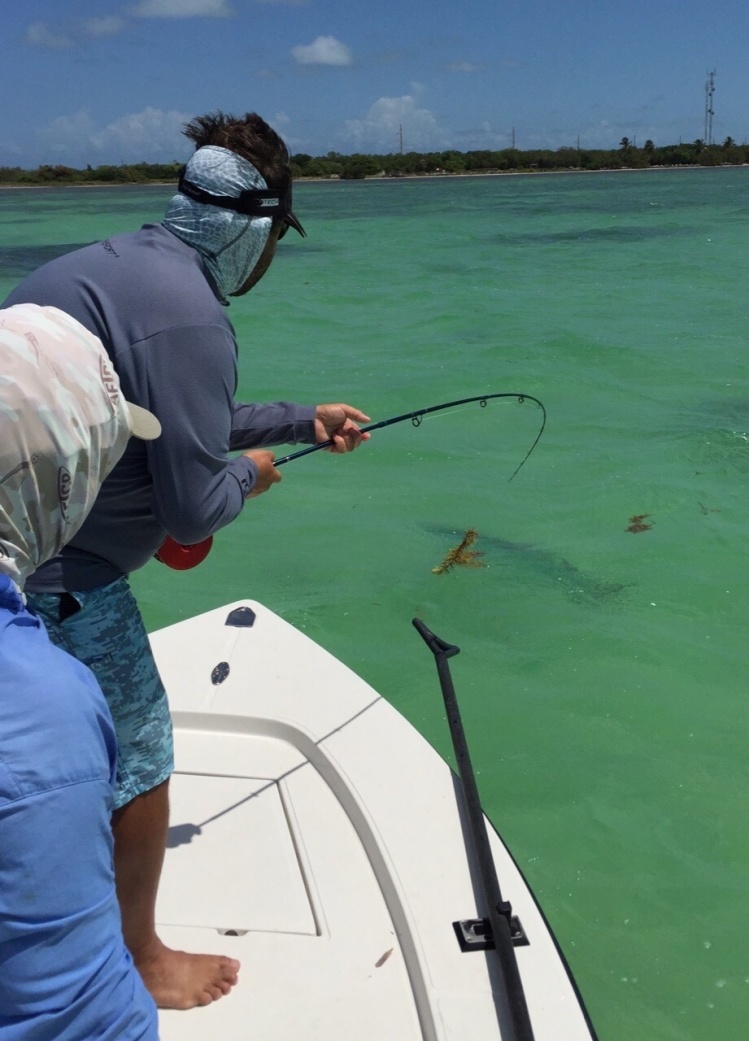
[{"xmin": 704, "ymin": 70, "xmax": 716, "ymax": 145}]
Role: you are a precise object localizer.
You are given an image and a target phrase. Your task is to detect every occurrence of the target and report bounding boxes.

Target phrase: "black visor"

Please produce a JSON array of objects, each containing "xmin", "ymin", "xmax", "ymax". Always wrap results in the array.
[{"xmin": 177, "ymin": 170, "xmax": 306, "ymax": 238}]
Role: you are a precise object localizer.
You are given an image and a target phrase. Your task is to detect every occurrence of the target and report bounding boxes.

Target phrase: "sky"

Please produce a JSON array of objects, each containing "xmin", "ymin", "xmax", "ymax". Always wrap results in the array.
[{"xmin": 2, "ymin": 0, "xmax": 748, "ymax": 169}]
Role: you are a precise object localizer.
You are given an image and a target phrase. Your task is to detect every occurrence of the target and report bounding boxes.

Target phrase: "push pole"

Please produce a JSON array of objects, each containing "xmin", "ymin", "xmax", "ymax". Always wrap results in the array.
[{"xmin": 412, "ymin": 619, "xmax": 536, "ymax": 1041}]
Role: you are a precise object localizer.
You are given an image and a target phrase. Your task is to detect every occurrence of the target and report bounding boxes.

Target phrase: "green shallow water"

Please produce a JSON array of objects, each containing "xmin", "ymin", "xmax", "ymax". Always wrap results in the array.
[{"xmin": 2, "ymin": 169, "xmax": 748, "ymax": 1040}]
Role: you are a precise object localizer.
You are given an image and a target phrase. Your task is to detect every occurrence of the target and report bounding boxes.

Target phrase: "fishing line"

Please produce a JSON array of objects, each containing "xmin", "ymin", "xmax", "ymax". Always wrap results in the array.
[{"xmin": 274, "ymin": 392, "xmax": 547, "ymax": 482}]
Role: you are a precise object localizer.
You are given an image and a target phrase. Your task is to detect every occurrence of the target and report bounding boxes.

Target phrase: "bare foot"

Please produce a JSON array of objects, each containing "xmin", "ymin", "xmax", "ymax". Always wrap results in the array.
[{"xmin": 134, "ymin": 939, "xmax": 240, "ymax": 1010}]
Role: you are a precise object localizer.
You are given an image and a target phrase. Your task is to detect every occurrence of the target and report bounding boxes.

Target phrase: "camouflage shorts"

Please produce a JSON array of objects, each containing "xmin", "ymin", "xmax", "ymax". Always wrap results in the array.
[{"xmin": 28, "ymin": 577, "xmax": 173, "ymax": 810}]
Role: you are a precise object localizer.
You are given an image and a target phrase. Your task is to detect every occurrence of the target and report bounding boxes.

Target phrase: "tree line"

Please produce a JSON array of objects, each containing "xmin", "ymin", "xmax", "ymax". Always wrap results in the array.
[
  {"xmin": 291, "ymin": 137, "xmax": 749, "ymax": 179},
  {"xmin": 0, "ymin": 161, "xmax": 183, "ymax": 186},
  {"xmin": 0, "ymin": 138, "xmax": 747, "ymax": 187}
]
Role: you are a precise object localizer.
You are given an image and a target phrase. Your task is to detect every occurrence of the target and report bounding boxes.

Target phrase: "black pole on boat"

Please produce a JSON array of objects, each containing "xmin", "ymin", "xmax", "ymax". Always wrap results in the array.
[{"xmin": 412, "ymin": 619, "xmax": 536, "ymax": 1041}]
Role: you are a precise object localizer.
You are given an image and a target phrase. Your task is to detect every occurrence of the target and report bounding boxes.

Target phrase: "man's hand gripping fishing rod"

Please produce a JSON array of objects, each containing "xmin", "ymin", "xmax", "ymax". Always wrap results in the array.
[{"xmin": 240, "ymin": 402, "xmax": 371, "ymax": 498}]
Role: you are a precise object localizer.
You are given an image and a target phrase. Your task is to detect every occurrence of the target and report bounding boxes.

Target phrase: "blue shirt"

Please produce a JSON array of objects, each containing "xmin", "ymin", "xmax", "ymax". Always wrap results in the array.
[{"xmin": 0, "ymin": 574, "xmax": 158, "ymax": 1040}]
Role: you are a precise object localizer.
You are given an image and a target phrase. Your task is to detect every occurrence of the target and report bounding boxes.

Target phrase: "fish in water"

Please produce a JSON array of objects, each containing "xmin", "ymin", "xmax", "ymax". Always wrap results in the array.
[
  {"xmin": 425, "ymin": 525, "xmax": 628, "ymax": 605},
  {"xmin": 625, "ymin": 514, "xmax": 653, "ymax": 534}
]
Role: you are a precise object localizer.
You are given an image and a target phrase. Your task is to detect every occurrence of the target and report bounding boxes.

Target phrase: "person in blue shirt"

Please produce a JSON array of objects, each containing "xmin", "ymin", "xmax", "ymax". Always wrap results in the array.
[{"xmin": 0, "ymin": 303, "xmax": 161, "ymax": 1040}]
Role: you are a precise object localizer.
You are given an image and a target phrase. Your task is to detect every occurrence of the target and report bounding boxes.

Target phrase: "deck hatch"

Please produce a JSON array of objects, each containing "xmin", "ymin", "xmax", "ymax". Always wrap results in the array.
[{"xmin": 158, "ymin": 771, "xmax": 316, "ymax": 936}]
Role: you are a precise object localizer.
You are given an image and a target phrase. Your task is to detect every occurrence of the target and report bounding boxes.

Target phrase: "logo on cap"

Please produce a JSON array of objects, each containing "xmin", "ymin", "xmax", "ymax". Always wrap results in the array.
[
  {"xmin": 99, "ymin": 355, "xmax": 120, "ymax": 409},
  {"xmin": 58, "ymin": 466, "xmax": 72, "ymax": 518}
]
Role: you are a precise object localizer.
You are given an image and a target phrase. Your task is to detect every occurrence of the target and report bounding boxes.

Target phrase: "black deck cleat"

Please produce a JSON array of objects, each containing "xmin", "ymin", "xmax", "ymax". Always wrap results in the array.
[{"xmin": 225, "ymin": 606, "xmax": 256, "ymax": 628}]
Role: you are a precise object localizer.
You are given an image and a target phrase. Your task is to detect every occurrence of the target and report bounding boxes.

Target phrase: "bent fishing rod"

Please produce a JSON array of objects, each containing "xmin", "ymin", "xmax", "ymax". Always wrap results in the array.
[{"xmin": 274, "ymin": 392, "xmax": 547, "ymax": 482}]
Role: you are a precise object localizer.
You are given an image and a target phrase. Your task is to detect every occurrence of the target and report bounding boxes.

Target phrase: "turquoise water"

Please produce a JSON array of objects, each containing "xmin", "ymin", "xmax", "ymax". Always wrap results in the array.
[{"xmin": 2, "ymin": 170, "xmax": 748, "ymax": 1040}]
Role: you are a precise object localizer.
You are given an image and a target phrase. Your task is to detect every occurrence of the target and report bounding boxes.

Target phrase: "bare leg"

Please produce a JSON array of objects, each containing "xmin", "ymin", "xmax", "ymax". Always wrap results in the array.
[{"xmin": 112, "ymin": 778, "xmax": 240, "ymax": 1009}]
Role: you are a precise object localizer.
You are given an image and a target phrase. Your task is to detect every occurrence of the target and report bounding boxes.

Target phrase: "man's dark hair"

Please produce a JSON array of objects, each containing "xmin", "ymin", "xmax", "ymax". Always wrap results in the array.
[{"xmin": 183, "ymin": 111, "xmax": 291, "ymax": 190}]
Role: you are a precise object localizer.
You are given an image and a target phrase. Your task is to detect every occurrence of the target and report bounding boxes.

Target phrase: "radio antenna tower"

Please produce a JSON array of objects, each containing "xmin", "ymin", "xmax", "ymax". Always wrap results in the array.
[{"xmin": 704, "ymin": 70, "xmax": 716, "ymax": 145}]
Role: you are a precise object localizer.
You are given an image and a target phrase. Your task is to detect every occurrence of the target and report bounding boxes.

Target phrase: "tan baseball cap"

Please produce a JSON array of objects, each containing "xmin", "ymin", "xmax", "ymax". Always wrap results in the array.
[
  {"xmin": 126, "ymin": 402, "xmax": 162, "ymax": 440},
  {"xmin": 0, "ymin": 303, "xmax": 160, "ymax": 586}
]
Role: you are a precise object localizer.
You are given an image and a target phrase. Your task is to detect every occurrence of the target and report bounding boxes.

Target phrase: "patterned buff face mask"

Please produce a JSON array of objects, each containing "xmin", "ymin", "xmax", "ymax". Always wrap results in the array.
[
  {"xmin": 0, "ymin": 304, "xmax": 160, "ymax": 589},
  {"xmin": 162, "ymin": 145, "xmax": 273, "ymax": 302}
]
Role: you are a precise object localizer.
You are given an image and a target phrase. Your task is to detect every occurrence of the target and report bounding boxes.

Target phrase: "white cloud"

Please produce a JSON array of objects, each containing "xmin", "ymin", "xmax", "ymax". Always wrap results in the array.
[
  {"xmin": 0, "ymin": 139, "xmax": 23, "ymax": 160},
  {"xmin": 448, "ymin": 61, "xmax": 479, "ymax": 74},
  {"xmin": 272, "ymin": 111, "xmax": 291, "ymax": 130},
  {"xmin": 26, "ymin": 22, "xmax": 74, "ymax": 49},
  {"xmin": 343, "ymin": 95, "xmax": 443, "ymax": 152},
  {"xmin": 130, "ymin": 0, "xmax": 232, "ymax": 16},
  {"xmin": 292, "ymin": 36, "xmax": 353, "ymax": 66},
  {"xmin": 26, "ymin": 16, "xmax": 126, "ymax": 49},
  {"xmin": 83, "ymin": 17, "xmax": 126, "ymax": 38},
  {"xmin": 37, "ymin": 108, "xmax": 192, "ymax": 165},
  {"xmin": 37, "ymin": 111, "xmax": 97, "ymax": 154},
  {"xmin": 451, "ymin": 123, "xmax": 511, "ymax": 150},
  {"xmin": 90, "ymin": 108, "xmax": 192, "ymax": 160}
]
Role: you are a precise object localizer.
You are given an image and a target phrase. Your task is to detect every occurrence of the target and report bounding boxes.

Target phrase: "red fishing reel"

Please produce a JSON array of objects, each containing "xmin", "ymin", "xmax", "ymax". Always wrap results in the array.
[{"xmin": 154, "ymin": 535, "xmax": 213, "ymax": 570}]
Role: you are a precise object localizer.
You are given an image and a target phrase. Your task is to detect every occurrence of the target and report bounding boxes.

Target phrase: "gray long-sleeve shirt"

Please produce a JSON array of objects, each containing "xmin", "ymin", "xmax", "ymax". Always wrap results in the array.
[{"xmin": 3, "ymin": 224, "xmax": 316, "ymax": 591}]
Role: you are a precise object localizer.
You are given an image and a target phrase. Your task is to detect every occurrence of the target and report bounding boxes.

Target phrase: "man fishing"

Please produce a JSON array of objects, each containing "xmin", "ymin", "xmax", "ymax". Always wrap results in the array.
[{"xmin": 2, "ymin": 110, "xmax": 369, "ymax": 1010}]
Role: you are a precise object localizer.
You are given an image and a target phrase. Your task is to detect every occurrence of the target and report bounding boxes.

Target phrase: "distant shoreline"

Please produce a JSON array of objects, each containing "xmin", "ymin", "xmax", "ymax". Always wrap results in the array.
[
  {"xmin": 1, "ymin": 163, "xmax": 747, "ymax": 191},
  {"xmin": 300, "ymin": 163, "xmax": 749, "ymax": 183}
]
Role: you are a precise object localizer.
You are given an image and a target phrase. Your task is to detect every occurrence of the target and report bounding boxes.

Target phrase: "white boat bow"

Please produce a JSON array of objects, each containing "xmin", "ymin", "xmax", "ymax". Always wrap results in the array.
[{"xmin": 152, "ymin": 601, "xmax": 597, "ymax": 1041}]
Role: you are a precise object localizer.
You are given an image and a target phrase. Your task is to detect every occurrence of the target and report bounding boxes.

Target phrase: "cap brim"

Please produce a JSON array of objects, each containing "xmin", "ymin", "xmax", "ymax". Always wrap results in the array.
[
  {"xmin": 126, "ymin": 401, "xmax": 161, "ymax": 440},
  {"xmin": 286, "ymin": 210, "xmax": 306, "ymax": 238}
]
